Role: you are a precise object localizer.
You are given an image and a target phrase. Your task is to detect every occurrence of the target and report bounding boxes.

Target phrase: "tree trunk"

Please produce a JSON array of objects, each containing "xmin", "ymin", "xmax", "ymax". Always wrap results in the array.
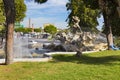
[
  {"xmin": 104, "ymin": 1, "xmax": 113, "ymax": 50},
  {"xmin": 117, "ymin": 0, "xmax": 120, "ymax": 17},
  {"xmin": 98, "ymin": 0, "xmax": 114, "ymax": 50},
  {"xmin": 3, "ymin": 0, "xmax": 15, "ymax": 65},
  {"xmin": 105, "ymin": 23, "xmax": 113, "ymax": 50}
]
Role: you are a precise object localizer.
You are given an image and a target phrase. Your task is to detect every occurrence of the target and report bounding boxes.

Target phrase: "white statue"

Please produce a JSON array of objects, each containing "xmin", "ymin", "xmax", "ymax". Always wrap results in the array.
[{"xmin": 72, "ymin": 16, "xmax": 82, "ymax": 33}]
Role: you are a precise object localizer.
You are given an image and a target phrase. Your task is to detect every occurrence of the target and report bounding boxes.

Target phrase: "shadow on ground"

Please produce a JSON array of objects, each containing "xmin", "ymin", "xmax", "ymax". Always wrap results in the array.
[
  {"xmin": 0, "ymin": 63, "xmax": 6, "ymax": 65},
  {"xmin": 52, "ymin": 54, "xmax": 120, "ymax": 65}
]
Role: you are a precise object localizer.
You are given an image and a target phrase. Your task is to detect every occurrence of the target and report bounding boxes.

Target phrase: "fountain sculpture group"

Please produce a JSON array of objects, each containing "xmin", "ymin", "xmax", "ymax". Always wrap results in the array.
[{"xmin": 43, "ymin": 16, "xmax": 107, "ymax": 55}]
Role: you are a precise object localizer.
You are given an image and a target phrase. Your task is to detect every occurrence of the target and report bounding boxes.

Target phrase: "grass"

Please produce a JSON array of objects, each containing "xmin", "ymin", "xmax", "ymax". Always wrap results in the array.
[{"xmin": 0, "ymin": 50, "xmax": 120, "ymax": 80}]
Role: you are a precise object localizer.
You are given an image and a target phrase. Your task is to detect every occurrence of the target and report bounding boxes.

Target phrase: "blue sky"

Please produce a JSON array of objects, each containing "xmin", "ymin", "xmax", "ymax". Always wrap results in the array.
[
  {"xmin": 97, "ymin": 15, "xmax": 104, "ymax": 30},
  {"xmin": 22, "ymin": 0, "xmax": 69, "ymax": 29},
  {"xmin": 22, "ymin": 0, "xmax": 103, "ymax": 30}
]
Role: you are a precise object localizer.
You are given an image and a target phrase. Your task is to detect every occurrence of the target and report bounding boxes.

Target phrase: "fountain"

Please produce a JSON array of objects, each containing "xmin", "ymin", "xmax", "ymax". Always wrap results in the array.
[
  {"xmin": 44, "ymin": 16, "xmax": 108, "ymax": 52},
  {"xmin": 13, "ymin": 33, "xmax": 50, "ymax": 58},
  {"xmin": 13, "ymin": 36, "xmax": 32, "ymax": 58}
]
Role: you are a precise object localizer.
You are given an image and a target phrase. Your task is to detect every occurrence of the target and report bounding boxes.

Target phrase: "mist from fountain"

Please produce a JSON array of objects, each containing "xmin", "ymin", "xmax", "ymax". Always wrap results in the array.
[{"xmin": 13, "ymin": 34, "xmax": 32, "ymax": 58}]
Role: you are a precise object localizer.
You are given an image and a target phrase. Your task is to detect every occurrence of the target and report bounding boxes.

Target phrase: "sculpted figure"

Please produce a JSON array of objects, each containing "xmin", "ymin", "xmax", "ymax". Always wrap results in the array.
[{"xmin": 72, "ymin": 16, "xmax": 82, "ymax": 33}]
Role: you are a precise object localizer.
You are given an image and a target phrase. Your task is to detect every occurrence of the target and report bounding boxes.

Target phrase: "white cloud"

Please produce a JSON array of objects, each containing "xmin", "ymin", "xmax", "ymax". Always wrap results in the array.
[
  {"xmin": 48, "ymin": 0, "xmax": 68, "ymax": 6},
  {"xmin": 22, "ymin": 0, "xmax": 69, "ymax": 29},
  {"xmin": 22, "ymin": 17, "xmax": 68, "ymax": 29}
]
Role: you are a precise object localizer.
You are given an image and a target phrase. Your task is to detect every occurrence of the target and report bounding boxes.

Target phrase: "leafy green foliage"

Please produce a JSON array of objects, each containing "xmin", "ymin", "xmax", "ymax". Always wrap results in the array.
[
  {"xmin": 0, "ymin": 0, "xmax": 26, "ymax": 39},
  {"xmin": 44, "ymin": 24, "xmax": 57, "ymax": 35},
  {"xmin": 15, "ymin": 27, "xmax": 41, "ymax": 33},
  {"xmin": 34, "ymin": 0, "xmax": 48, "ymax": 4},
  {"xmin": 14, "ymin": 27, "xmax": 25, "ymax": 32},
  {"xmin": 0, "ymin": 0, "xmax": 5, "ymax": 24},
  {"xmin": 114, "ymin": 37, "xmax": 120, "ymax": 47},
  {"xmin": 0, "ymin": 25, "xmax": 5, "ymax": 37},
  {"xmin": 15, "ymin": 0, "xmax": 27, "ymax": 22},
  {"xmin": 15, "ymin": 27, "xmax": 32, "ymax": 33},
  {"xmin": 66, "ymin": 0, "xmax": 100, "ymax": 32},
  {"xmin": 83, "ymin": 0, "xmax": 99, "ymax": 9},
  {"xmin": 0, "ymin": 25, "xmax": 4, "ymax": 31},
  {"xmin": 34, "ymin": 28, "xmax": 41, "ymax": 32},
  {"xmin": 0, "ymin": 0, "xmax": 26, "ymax": 23},
  {"xmin": 67, "ymin": 0, "xmax": 120, "ymax": 35}
]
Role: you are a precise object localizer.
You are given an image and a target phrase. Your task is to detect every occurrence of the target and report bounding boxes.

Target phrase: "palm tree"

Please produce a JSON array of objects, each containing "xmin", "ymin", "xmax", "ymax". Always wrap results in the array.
[{"xmin": 3, "ymin": 0, "xmax": 47, "ymax": 65}]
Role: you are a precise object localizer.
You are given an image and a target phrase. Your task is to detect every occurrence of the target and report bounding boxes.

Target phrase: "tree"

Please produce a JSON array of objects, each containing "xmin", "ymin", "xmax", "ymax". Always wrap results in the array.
[
  {"xmin": 0, "ymin": 0, "xmax": 26, "ymax": 53},
  {"xmin": 66, "ymin": 0, "xmax": 100, "ymax": 57},
  {"xmin": 0, "ymin": 0, "xmax": 5, "ymax": 45},
  {"xmin": 1, "ymin": 0, "xmax": 26, "ymax": 23},
  {"xmin": 15, "ymin": 0, "xmax": 27, "ymax": 22},
  {"xmin": 3, "ymin": 0, "xmax": 47, "ymax": 64},
  {"xmin": 66, "ymin": 0, "xmax": 100, "ymax": 33},
  {"xmin": 0, "ymin": 25, "xmax": 5, "ymax": 45},
  {"xmin": 15, "ymin": 27, "xmax": 34, "ymax": 33},
  {"xmin": 97, "ymin": 0, "xmax": 120, "ymax": 49},
  {"xmin": 1, "ymin": 0, "xmax": 26, "ymax": 35},
  {"xmin": 3, "ymin": 0, "xmax": 16, "ymax": 64},
  {"xmin": 44, "ymin": 24, "xmax": 57, "ymax": 35},
  {"xmin": 67, "ymin": 0, "xmax": 120, "ymax": 50},
  {"xmin": 14, "ymin": 27, "xmax": 25, "ymax": 32},
  {"xmin": 85, "ymin": 0, "xmax": 120, "ymax": 49},
  {"xmin": 34, "ymin": 28, "xmax": 41, "ymax": 32},
  {"xmin": 25, "ymin": 28, "xmax": 32, "ymax": 33},
  {"xmin": 107, "ymin": 0, "xmax": 120, "ymax": 36},
  {"xmin": 0, "ymin": 0, "xmax": 5, "ymax": 24}
]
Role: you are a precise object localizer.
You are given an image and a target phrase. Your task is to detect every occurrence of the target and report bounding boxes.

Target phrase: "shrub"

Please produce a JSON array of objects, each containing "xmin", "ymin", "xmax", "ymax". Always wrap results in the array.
[{"xmin": 44, "ymin": 24, "xmax": 57, "ymax": 35}]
